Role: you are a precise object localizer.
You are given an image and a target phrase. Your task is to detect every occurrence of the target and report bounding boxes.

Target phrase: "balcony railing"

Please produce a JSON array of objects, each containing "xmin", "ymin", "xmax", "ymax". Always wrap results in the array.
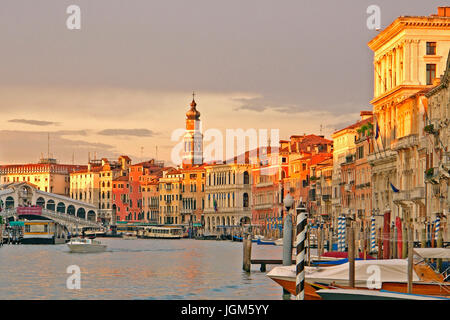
[
  {"xmin": 410, "ymin": 187, "xmax": 425, "ymax": 200},
  {"xmin": 391, "ymin": 134, "xmax": 418, "ymax": 151}
]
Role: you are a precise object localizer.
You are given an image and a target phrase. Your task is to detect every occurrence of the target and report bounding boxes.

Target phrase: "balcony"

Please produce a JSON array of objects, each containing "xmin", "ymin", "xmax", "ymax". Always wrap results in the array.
[
  {"xmin": 255, "ymin": 182, "xmax": 274, "ymax": 188},
  {"xmin": 393, "ymin": 190, "xmax": 410, "ymax": 205},
  {"xmin": 368, "ymin": 149, "xmax": 396, "ymax": 165},
  {"xmin": 391, "ymin": 134, "xmax": 418, "ymax": 151},
  {"xmin": 253, "ymin": 203, "xmax": 274, "ymax": 210}
]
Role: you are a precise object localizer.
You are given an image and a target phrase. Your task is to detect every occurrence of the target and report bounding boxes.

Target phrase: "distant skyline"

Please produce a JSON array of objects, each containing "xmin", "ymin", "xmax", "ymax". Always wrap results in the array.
[{"xmin": 0, "ymin": 0, "xmax": 446, "ymax": 165}]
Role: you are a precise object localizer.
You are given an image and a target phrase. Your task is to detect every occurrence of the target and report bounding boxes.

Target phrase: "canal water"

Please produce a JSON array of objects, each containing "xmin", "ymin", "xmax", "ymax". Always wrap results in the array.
[{"xmin": 0, "ymin": 238, "xmax": 284, "ymax": 299}]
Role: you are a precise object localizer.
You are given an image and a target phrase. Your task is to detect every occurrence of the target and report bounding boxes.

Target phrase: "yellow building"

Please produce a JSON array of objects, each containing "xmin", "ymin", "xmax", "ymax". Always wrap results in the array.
[
  {"xmin": 367, "ymin": 6, "xmax": 450, "ymax": 235},
  {"xmin": 180, "ymin": 165, "xmax": 206, "ymax": 226},
  {"xmin": 70, "ymin": 155, "xmax": 130, "ymax": 224},
  {"xmin": 0, "ymin": 158, "xmax": 85, "ymax": 196},
  {"xmin": 158, "ymin": 168, "xmax": 183, "ymax": 225}
]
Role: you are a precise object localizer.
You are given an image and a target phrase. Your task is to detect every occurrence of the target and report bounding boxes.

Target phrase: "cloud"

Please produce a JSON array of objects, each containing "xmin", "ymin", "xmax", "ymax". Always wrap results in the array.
[
  {"xmin": 8, "ymin": 119, "xmax": 59, "ymax": 126},
  {"xmin": 97, "ymin": 129, "xmax": 156, "ymax": 137},
  {"xmin": 0, "ymin": 130, "xmax": 116, "ymax": 164}
]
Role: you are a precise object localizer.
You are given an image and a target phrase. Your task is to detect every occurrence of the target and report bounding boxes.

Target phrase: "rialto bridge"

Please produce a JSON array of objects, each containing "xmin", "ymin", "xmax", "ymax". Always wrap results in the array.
[{"xmin": 0, "ymin": 182, "xmax": 102, "ymax": 229}]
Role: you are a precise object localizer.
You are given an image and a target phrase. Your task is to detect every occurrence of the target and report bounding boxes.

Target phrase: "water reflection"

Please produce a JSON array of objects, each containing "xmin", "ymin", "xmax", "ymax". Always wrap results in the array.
[{"xmin": 0, "ymin": 239, "xmax": 283, "ymax": 300}]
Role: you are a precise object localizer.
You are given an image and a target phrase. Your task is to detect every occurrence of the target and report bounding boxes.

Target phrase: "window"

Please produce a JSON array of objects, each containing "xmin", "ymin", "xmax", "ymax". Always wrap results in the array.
[
  {"xmin": 426, "ymin": 42, "xmax": 436, "ymax": 55},
  {"xmin": 426, "ymin": 64, "xmax": 436, "ymax": 85}
]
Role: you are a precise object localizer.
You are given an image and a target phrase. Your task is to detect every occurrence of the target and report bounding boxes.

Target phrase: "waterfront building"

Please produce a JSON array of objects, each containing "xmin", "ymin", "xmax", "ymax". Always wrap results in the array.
[
  {"xmin": 71, "ymin": 156, "xmax": 130, "ymax": 224},
  {"xmin": 204, "ymin": 159, "xmax": 252, "ymax": 233},
  {"xmin": 333, "ymin": 112, "xmax": 374, "ymax": 227},
  {"xmin": 283, "ymin": 135, "xmax": 333, "ymax": 211},
  {"xmin": 0, "ymin": 157, "xmax": 85, "ymax": 196},
  {"xmin": 308, "ymin": 157, "xmax": 333, "ymax": 223},
  {"xmin": 251, "ymin": 146, "xmax": 285, "ymax": 238},
  {"xmin": 113, "ymin": 159, "xmax": 165, "ymax": 223},
  {"xmin": 141, "ymin": 179, "xmax": 160, "ymax": 224},
  {"xmin": 308, "ymin": 155, "xmax": 333, "ymax": 224},
  {"xmin": 367, "ymin": 6, "xmax": 450, "ymax": 235},
  {"xmin": 354, "ymin": 116, "xmax": 374, "ymax": 224},
  {"xmin": 424, "ymin": 49, "xmax": 450, "ymax": 241},
  {"xmin": 158, "ymin": 168, "xmax": 183, "ymax": 225},
  {"xmin": 180, "ymin": 164, "xmax": 206, "ymax": 230}
]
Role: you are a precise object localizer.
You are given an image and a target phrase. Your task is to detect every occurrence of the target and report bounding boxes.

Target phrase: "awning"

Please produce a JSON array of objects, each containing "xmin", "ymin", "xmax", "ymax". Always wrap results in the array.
[
  {"xmin": 9, "ymin": 221, "xmax": 25, "ymax": 227},
  {"xmin": 414, "ymin": 248, "xmax": 450, "ymax": 260}
]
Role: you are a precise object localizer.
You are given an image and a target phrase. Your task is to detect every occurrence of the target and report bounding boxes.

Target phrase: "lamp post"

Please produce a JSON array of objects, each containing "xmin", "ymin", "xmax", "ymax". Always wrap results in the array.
[
  {"xmin": 282, "ymin": 193, "xmax": 294, "ymax": 263},
  {"xmin": 281, "ymin": 193, "xmax": 294, "ymax": 299}
]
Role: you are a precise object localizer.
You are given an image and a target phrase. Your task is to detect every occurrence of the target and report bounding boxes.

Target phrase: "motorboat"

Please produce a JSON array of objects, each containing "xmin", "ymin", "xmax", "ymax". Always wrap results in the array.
[
  {"xmin": 316, "ymin": 289, "xmax": 450, "ymax": 300},
  {"xmin": 67, "ymin": 237, "xmax": 107, "ymax": 253},
  {"xmin": 267, "ymin": 258, "xmax": 450, "ymax": 299}
]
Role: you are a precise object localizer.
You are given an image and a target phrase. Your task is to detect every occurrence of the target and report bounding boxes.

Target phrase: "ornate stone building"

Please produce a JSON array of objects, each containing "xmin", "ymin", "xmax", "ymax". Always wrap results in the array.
[
  {"xmin": 367, "ymin": 7, "xmax": 450, "ymax": 235},
  {"xmin": 424, "ymin": 49, "xmax": 450, "ymax": 241}
]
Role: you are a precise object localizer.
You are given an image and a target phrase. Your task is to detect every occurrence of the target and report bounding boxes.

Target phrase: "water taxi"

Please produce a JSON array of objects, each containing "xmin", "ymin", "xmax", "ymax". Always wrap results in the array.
[
  {"xmin": 22, "ymin": 220, "xmax": 67, "ymax": 244},
  {"xmin": 142, "ymin": 226, "xmax": 183, "ymax": 239},
  {"xmin": 67, "ymin": 237, "xmax": 107, "ymax": 253}
]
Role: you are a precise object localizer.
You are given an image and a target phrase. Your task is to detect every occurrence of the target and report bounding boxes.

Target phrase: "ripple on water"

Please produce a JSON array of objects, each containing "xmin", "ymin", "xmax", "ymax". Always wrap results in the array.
[{"xmin": 0, "ymin": 239, "xmax": 283, "ymax": 300}]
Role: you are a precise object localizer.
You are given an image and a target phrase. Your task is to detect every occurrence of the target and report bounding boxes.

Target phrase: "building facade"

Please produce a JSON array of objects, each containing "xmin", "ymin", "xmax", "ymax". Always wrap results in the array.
[{"xmin": 367, "ymin": 7, "xmax": 450, "ymax": 235}]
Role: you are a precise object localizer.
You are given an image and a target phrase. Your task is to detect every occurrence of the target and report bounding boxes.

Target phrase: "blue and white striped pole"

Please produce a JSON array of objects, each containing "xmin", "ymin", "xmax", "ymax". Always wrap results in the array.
[
  {"xmin": 435, "ymin": 217, "xmax": 440, "ymax": 243},
  {"xmin": 295, "ymin": 203, "xmax": 308, "ymax": 300},
  {"xmin": 337, "ymin": 216, "xmax": 342, "ymax": 251},
  {"xmin": 370, "ymin": 216, "xmax": 376, "ymax": 253},
  {"xmin": 339, "ymin": 216, "xmax": 346, "ymax": 252}
]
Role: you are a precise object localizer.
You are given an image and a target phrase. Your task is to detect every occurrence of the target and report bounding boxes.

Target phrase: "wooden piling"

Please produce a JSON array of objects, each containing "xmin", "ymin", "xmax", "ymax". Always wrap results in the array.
[
  {"xmin": 437, "ymin": 227, "xmax": 443, "ymax": 272},
  {"xmin": 243, "ymin": 233, "xmax": 252, "ymax": 272},
  {"xmin": 407, "ymin": 227, "xmax": 414, "ymax": 294},
  {"xmin": 348, "ymin": 225, "xmax": 355, "ymax": 288},
  {"xmin": 328, "ymin": 226, "xmax": 333, "ymax": 252},
  {"xmin": 318, "ymin": 227, "xmax": 323, "ymax": 260},
  {"xmin": 402, "ymin": 225, "xmax": 407, "ymax": 259},
  {"xmin": 377, "ymin": 227, "xmax": 383, "ymax": 259}
]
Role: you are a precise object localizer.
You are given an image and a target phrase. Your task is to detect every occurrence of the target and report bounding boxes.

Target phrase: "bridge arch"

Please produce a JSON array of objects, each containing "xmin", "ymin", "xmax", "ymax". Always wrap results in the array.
[
  {"xmin": 87, "ymin": 210, "xmax": 96, "ymax": 222},
  {"xmin": 67, "ymin": 205, "xmax": 75, "ymax": 216},
  {"xmin": 46, "ymin": 199, "xmax": 56, "ymax": 211},
  {"xmin": 77, "ymin": 208, "xmax": 86, "ymax": 219},
  {"xmin": 36, "ymin": 197, "xmax": 45, "ymax": 208},
  {"xmin": 5, "ymin": 196, "xmax": 14, "ymax": 209},
  {"xmin": 57, "ymin": 202, "xmax": 66, "ymax": 214}
]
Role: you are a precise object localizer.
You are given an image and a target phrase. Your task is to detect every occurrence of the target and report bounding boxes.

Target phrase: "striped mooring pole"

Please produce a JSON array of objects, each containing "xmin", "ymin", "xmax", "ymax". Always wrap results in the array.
[
  {"xmin": 295, "ymin": 203, "xmax": 308, "ymax": 300},
  {"xmin": 338, "ymin": 216, "xmax": 343, "ymax": 252},
  {"xmin": 435, "ymin": 217, "xmax": 440, "ymax": 242},
  {"xmin": 371, "ymin": 216, "xmax": 376, "ymax": 252}
]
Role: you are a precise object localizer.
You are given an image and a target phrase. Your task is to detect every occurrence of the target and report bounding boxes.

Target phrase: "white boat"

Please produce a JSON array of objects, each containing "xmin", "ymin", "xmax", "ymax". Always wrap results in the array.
[
  {"xmin": 142, "ymin": 226, "xmax": 183, "ymax": 239},
  {"xmin": 122, "ymin": 232, "xmax": 138, "ymax": 240},
  {"xmin": 274, "ymin": 238, "xmax": 283, "ymax": 246},
  {"xmin": 67, "ymin": 237, "xmax": 107, "ymax": 253},
  {"xmin": 316, "ymin": 289, "xmax": 450, "ymax": 300}
]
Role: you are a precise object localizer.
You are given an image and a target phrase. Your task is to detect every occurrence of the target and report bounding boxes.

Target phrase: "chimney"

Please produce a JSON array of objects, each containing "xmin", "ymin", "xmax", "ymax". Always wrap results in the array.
[
  {"xmin": 360, "ymin": 111, "xmax": 373, "ymax": 121},
  {"xmin": 437, "ymin": 7, "xmax": 450, "ymax": 17}
]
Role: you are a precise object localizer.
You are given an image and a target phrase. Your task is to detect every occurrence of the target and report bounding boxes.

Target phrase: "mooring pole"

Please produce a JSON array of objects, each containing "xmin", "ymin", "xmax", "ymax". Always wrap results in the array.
[
  {"xmin": 407, "ymin": 226, "xmax": 414, "ymax": 294},
  {"xmin": 242, "ymin": 232, "xmax": 252, "ymax": 272},
  {"xmin": 348, "ymin": 225, "xmax": 355, "ymax": 288},
  {"xmin": 295, "ymin": 203, "xmax": 308, "ymax": 300}
]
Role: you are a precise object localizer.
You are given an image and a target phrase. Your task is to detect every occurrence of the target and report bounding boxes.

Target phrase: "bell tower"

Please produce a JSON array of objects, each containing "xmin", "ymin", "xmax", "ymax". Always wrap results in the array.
[{"xmin": 182, "ymin": 92, "xmax": 203, "ymax": 167}]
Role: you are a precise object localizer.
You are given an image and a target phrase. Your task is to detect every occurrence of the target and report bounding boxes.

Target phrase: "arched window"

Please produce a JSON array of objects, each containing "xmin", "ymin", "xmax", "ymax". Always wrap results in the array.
[
  {"xmin": 243, "ymin": 193, "xmax": 249, "ymax": 208},
  {"xmin": 243, "ymin": 171, "xmax": 249, "ymax": 184}
]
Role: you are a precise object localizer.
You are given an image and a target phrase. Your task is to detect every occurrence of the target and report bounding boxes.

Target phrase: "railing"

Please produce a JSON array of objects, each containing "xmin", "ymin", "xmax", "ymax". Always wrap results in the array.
[{"xmin": 391, "ymin": 134, "xmax": 418, "ymax": 151}]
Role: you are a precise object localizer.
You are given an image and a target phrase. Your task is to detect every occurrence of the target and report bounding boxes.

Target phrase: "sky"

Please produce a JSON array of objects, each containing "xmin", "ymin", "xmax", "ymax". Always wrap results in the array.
[{"xmin": 0, "ymin": 0, "xmax": 446, "ymax": 165}]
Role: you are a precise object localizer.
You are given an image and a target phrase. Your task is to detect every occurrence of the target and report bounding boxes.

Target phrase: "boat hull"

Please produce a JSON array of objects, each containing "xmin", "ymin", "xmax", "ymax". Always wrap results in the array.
[
  {"xmin": 67, "ymin": 244, "xmax": 107, "ymax": 253},
  {"xmin": 268, "ymin": 272, "xmax": 450, "ymax": 298}
]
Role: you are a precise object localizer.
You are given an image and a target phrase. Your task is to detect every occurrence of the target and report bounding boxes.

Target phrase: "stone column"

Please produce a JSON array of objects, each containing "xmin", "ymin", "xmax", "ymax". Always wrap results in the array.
[{"xmin": 403, "ymin": 40, "xmax": 411, "ymax": 84}]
